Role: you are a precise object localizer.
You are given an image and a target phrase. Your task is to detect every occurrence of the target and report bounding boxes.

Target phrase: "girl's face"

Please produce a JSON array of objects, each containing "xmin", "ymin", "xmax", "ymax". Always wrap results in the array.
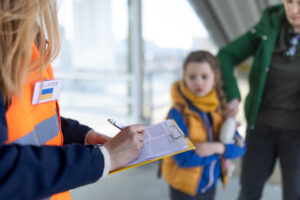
[{"xmin": 184, "ymin": 61, "xmax": 215, "ymax": 97}]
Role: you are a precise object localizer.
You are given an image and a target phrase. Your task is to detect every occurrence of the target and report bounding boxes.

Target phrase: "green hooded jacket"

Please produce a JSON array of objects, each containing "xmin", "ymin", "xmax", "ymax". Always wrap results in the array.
[{"xmin": 217, "ymin": 4, "xmax": 285, "ymax": 129}]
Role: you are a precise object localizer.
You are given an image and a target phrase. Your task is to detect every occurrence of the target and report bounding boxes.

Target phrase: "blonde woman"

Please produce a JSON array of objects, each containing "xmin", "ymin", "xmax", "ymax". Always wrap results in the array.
[{"xmin": 0, "ymin": 1, "xmax": 145, "ymax": 199}]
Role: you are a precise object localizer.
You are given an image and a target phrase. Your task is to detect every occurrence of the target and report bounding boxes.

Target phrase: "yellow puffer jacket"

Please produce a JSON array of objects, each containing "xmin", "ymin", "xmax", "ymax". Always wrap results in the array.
[{"xmin": 161, "ymin": 81, "xmax": 227, "ymax": 196}]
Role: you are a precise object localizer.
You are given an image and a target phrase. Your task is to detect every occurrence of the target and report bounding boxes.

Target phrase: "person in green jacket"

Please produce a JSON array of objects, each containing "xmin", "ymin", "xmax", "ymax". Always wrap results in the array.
[{"xmin": 217, "ymin": 1, "xmax": 300, "ymax": 200}]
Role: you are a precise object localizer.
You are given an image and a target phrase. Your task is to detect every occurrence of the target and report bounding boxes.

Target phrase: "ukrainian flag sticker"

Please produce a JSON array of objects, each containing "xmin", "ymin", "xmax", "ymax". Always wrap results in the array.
[
  {"xmin": 32, "ymin": 79, "xmax": 62, "ymax": 105},
  {"xmin": 40, "ymin": 88, "xmax": 54, "ymax": 100}
]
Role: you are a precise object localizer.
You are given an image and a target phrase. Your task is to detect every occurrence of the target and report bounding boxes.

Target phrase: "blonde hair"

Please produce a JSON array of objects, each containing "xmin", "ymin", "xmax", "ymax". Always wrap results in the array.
[
  {"xmin": 183, "ymin": 50, "xmax": 227, "ymax": 117},
  {"xmin": 0, "ymin": 0, "xmax": 60, "ymax": 105}
]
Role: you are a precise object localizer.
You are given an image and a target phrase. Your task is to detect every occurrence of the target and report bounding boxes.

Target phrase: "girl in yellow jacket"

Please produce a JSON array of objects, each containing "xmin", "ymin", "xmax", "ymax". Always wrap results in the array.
[{"xmin": 162, "ymin": 50, "xmax": 246, "ymax": 200}]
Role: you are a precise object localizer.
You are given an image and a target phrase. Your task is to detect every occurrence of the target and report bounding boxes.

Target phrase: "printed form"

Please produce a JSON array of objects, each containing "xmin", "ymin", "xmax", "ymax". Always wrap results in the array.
[{"xmin": 127, "ymin": 119, "xmax": 189, "ymax": 166}]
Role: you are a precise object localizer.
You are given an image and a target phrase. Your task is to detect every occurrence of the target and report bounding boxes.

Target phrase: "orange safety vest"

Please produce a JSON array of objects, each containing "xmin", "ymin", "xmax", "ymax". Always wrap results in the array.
[{"xmin": 5, "ymin": 43, "xmax": 72, "ymax": 200}]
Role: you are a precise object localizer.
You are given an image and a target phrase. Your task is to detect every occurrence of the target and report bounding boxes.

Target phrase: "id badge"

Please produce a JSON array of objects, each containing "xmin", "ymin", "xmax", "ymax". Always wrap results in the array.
[{"xmin": 32, "ymin": 79, "xmax": 62, "ymax": 105}]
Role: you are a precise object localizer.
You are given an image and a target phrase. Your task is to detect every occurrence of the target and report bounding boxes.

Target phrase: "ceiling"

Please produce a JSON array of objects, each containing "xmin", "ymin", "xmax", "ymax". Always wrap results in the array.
[{"xmin": 188, "ymin": 0, "xmax": 282, "ymax": 47}]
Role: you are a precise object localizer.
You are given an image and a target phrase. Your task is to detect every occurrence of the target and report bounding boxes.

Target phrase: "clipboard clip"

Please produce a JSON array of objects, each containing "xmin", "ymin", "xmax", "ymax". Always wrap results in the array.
[{"xmin": 167, "ymin": 123, "xmax": 185, "ymax": 140}]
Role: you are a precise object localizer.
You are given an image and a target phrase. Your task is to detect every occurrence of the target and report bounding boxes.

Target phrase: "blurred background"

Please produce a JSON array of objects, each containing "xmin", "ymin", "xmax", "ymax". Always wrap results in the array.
[{"xmin": 54, "ymin": 0, "xmax": 282, "ymax": 199}]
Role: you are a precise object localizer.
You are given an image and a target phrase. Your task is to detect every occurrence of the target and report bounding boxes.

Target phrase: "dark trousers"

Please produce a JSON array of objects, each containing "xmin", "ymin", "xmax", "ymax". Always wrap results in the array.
[
  {"xmin": 238, "ymin": 122, "xmax": 300, "ymax": 200},
  {"xmin": 170, "ymin": 186, "xmax": 216, "ymax": 200}
]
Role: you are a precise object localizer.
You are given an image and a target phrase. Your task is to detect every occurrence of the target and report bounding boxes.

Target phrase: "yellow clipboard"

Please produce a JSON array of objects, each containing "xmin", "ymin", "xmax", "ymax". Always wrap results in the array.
[{"xmin": 109, "ymin": 120, "xmax": 195, "ymax": 174}]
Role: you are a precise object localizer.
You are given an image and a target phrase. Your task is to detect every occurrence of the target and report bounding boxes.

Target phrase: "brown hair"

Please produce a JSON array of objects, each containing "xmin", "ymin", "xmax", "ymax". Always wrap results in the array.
[
  {"xmin": 183, "ymin": 50, "xmax": 227, "ymax": 117},
  {"xmin": 0, "ymin": 0, "xmax": 60, "ymax": 105}
]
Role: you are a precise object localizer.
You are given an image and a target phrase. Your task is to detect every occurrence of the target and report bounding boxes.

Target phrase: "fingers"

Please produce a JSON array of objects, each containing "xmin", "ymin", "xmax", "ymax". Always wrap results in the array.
[
  {"xmin": 135, "ymin": 132, "xmax": 145, "ymax": 142},
  {"xmin": 125, "ymin": 124, "xmax": 146, "ymax": 133},
  {"xmin": 105, "ymin": 124, "xmax": 147, "ymax": 171},
  {"xmin": 227, "ymin": 110, "xmax": 238, "ymax": 118},
  {"xmin": 225, "ymin": 103, "xmax": 239, "ymax": 118},
  {"xmin": 120, "ymin": 124, "xmax": 146, "ymax": 142}
]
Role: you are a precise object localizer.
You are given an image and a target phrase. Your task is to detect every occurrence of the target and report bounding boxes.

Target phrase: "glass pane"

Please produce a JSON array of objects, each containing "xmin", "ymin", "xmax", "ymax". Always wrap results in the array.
[
  {"xmin": 54, "ymin": 0, "xmax": 129, "ymax": 134},
  {"xmin": 142, "ymin": 0, "xmax": 217, "ymax": 123}
]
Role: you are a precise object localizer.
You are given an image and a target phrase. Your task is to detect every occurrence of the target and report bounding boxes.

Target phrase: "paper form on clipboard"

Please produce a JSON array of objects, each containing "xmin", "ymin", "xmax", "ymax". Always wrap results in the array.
[{"xmin": 110, "ymin": 119, "xmax": 195, "ymax": 174}]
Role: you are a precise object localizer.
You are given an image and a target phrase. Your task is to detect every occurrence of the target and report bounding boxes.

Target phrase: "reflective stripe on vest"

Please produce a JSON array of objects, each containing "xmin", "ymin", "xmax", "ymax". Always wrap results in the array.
[{"xmin": 12, "ymin": 113, "xmax": 60, "ymax": 146}]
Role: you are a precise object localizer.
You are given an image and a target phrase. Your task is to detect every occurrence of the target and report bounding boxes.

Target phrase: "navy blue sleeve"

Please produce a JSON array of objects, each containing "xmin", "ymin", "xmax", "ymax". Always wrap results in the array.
[
  {"xmin": 0, "ymin": 144, "xmax": 104, "ymax": 200},
  {"xmin": 223, "ymin": 131, "xmax": 246, "ymax": 159},
  {"xmin": 168, "ymin": 108, "xmax": 219, "ymax": 167},
  {"xmin": 61, "ymin": 117, "xmax": 91, "ymax": 145}
]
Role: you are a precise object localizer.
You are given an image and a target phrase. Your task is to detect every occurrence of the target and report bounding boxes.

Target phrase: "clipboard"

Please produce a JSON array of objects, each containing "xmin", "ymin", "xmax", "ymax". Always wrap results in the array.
[{"xmin": 109, "ymin": 120, "xmax": 195, "ymax": 174}]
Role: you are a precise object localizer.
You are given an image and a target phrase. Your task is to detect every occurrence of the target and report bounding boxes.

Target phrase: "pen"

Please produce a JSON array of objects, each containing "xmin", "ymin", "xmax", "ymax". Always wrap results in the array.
[{"xmin": 108, "ymin": 118, "xmax": 126, "ymax": 130}]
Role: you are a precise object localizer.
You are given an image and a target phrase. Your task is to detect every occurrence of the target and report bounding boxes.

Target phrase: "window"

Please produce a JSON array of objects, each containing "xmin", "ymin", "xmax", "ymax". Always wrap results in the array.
[
  {"xmin": 142, "ymin": 0, "xmax": 217, "ymax": 123},
  {"xmin": 55, "ymin": 0, "xmax": 130, "ymax": 134},
  {"xmin": 54, "ymin": 0, "xmax": 216, "ymax": 133}
]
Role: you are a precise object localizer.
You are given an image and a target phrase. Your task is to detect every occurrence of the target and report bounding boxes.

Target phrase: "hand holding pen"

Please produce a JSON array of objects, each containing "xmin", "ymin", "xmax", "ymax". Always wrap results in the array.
[
  {"xmin": 104, "ymin": 119, "xmax": 146, "ymax": 171},
  {"xmin": 108, "ymin": 118, "xmax": 126, "ymax": 130}
]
